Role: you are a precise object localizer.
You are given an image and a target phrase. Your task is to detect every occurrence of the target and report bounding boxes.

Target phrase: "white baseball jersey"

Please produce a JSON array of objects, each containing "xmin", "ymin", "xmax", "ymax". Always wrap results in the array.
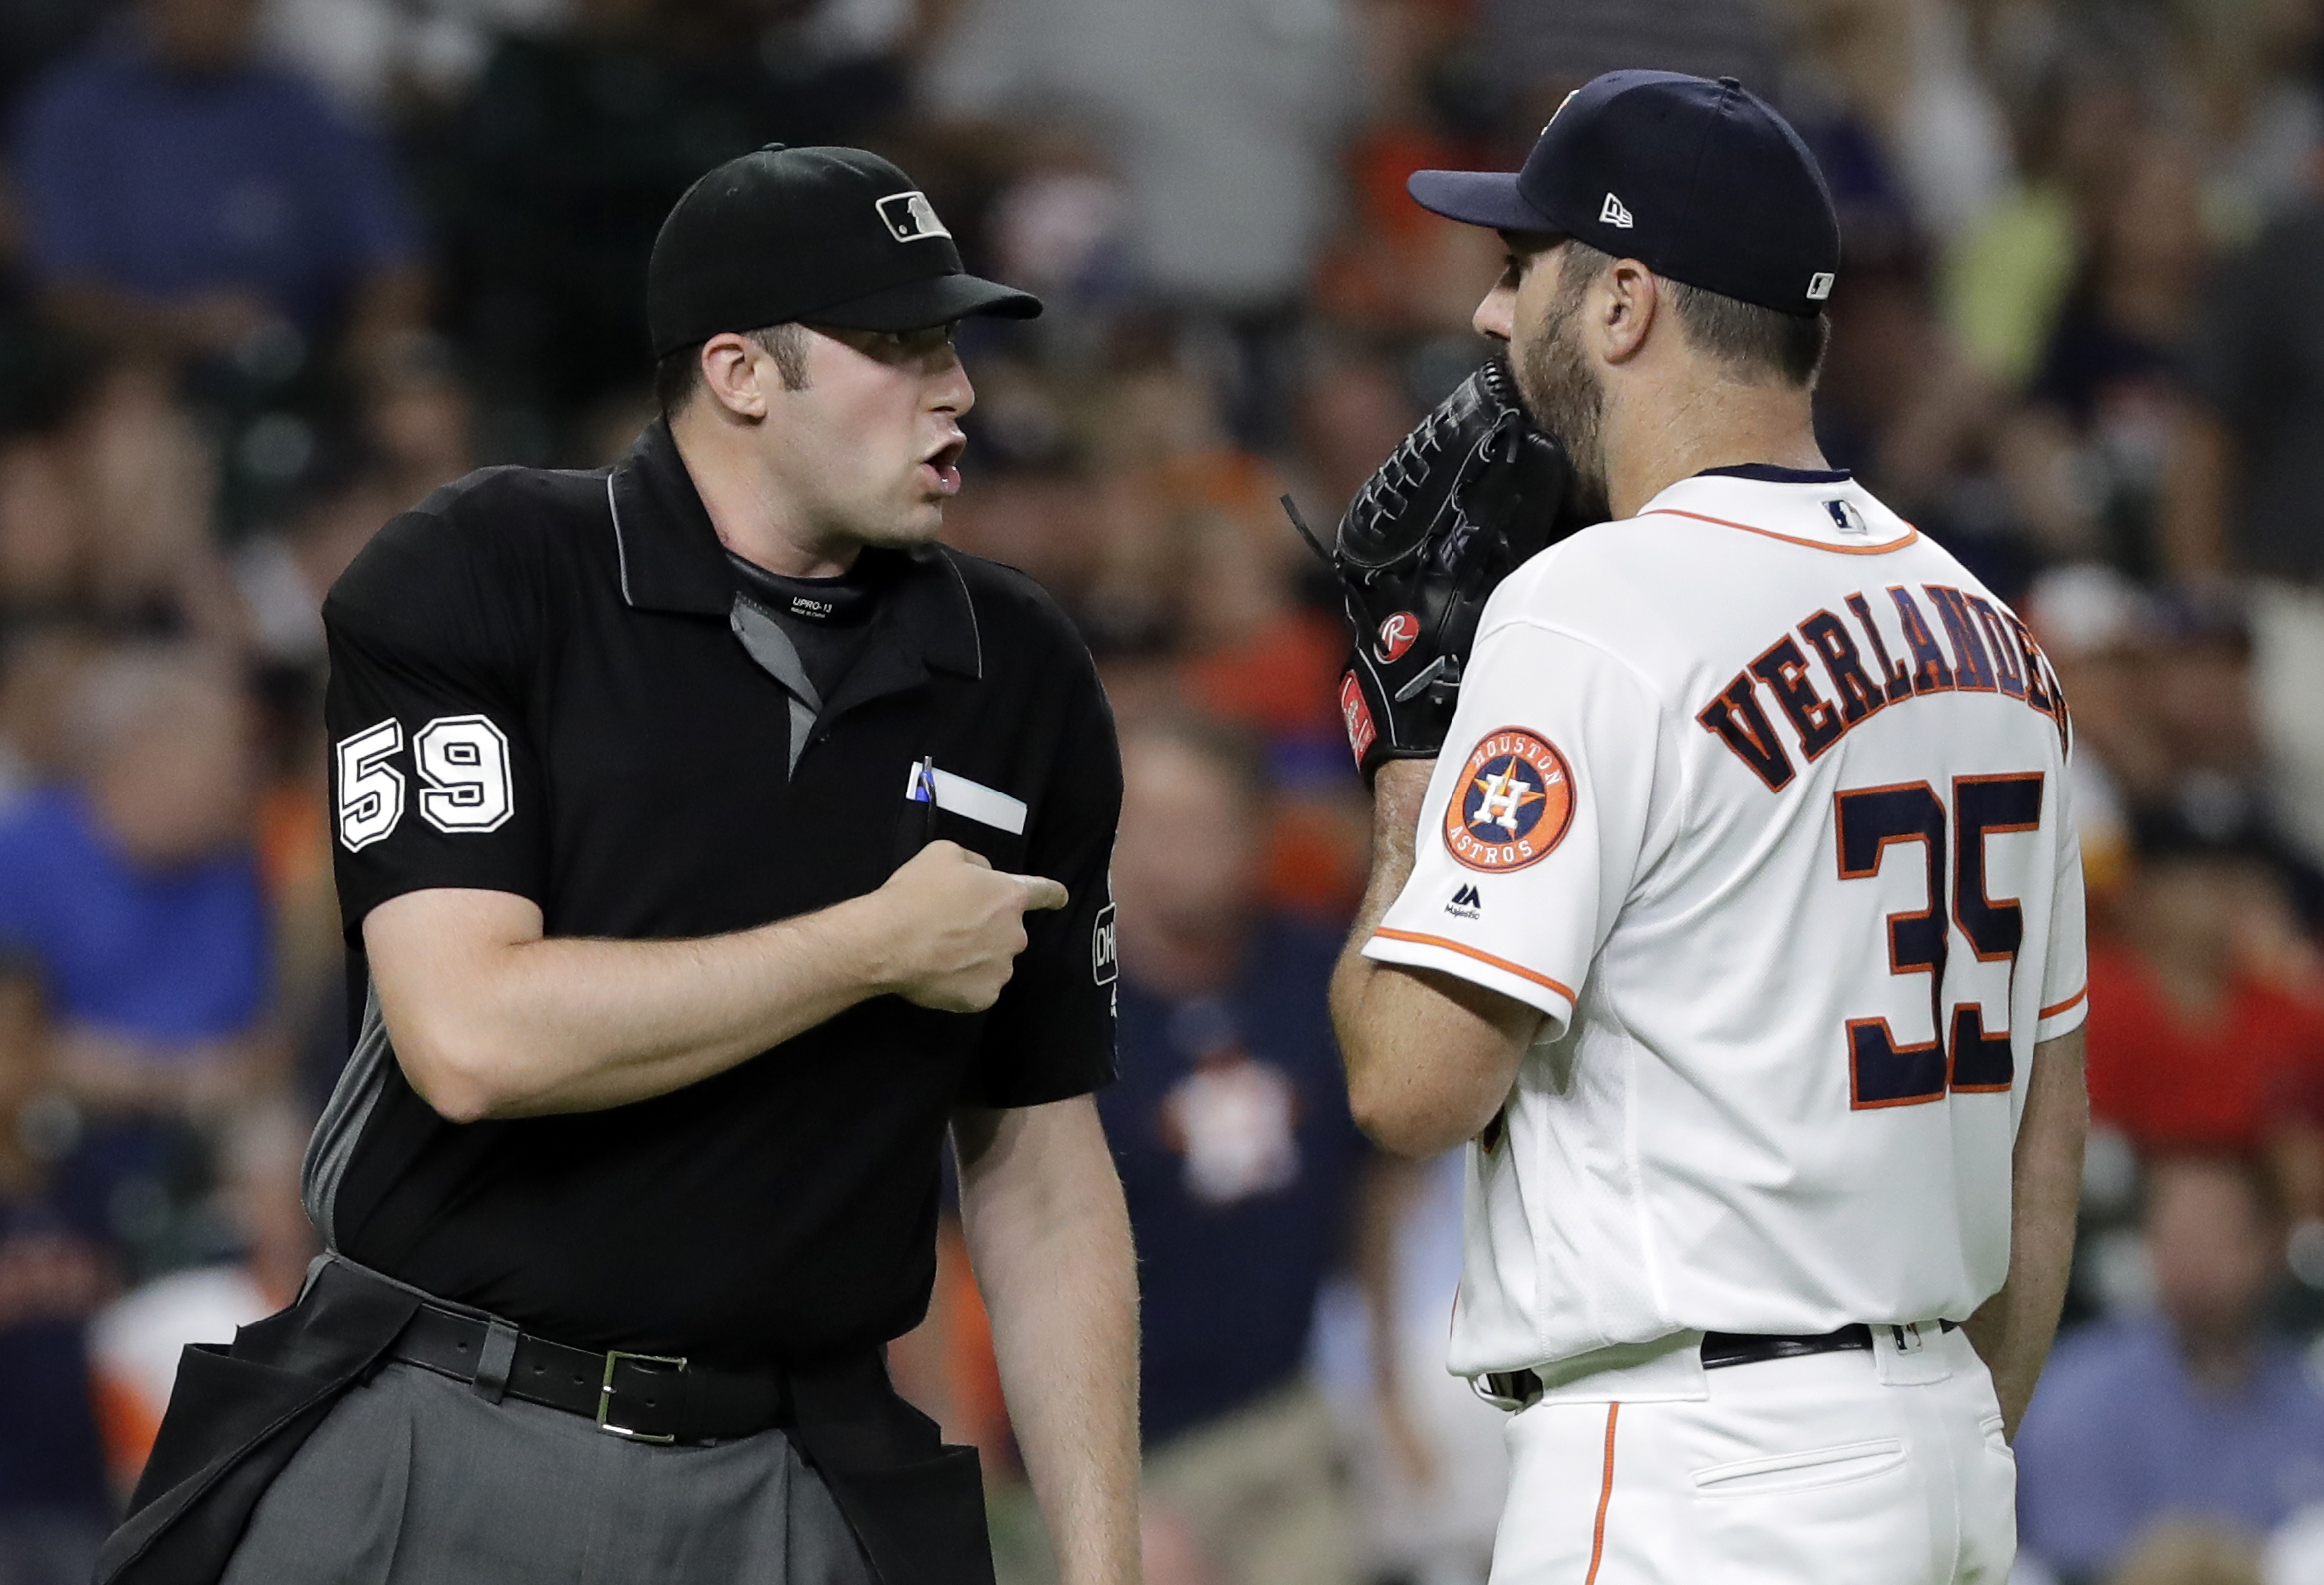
[{"xmin": 1364, "ymin": 466, "xmax": 2089, "ymax": 1379}]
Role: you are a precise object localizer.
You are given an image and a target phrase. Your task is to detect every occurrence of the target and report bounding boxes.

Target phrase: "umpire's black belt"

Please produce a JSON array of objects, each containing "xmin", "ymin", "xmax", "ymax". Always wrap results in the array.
[
  {"xmin": 1484, "ymin": 1321, "xmax": 1961, "ymax": 1409},
  {"xmin": 388, "ymin": 1304, "xmax": 793, "ymax": 1445}
]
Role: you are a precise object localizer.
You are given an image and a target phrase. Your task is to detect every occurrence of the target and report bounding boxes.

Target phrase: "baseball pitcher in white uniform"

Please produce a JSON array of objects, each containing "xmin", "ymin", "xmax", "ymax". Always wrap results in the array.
[{"xmin": 1323, "ymin": 71, "xmax": 2089, "ymax": 1584}]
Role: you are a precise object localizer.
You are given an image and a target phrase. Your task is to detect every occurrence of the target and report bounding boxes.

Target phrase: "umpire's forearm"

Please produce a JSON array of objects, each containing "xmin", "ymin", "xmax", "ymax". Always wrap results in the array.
[
  {"xmin": 365, "ymin": 844, "xmax": 1058, "ymax": 1121},
  {"xmin": 1963, "ymin": 1027, "xmax": 2086, "ymax": 1440},
  {"xmin": 955, "ymin": 1099, "xmax": 1141, "ymax": 1585},
  {"xmin": 365, "ymin": 886, "xmax": 901, "ymax": 1121}
]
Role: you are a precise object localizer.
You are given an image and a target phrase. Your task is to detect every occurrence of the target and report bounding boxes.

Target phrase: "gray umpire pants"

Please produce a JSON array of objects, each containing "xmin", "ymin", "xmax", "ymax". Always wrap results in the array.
[{"xmin": 219, "ymin": 1359, "xmax": 877, "ymax": 1585}]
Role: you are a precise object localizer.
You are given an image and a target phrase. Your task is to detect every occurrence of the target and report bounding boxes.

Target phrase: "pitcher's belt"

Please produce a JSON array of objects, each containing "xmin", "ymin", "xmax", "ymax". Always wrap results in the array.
[{"xmin": 1483, "ymin": 1320, "xmax": 1960, "ymax": 1409}]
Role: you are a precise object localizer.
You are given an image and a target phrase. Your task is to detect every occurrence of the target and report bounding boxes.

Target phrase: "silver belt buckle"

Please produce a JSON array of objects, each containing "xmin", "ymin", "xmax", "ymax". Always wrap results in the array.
[{"xmin": 597, "ymin": 1349, "xmax": 688, "ymax": 1442}]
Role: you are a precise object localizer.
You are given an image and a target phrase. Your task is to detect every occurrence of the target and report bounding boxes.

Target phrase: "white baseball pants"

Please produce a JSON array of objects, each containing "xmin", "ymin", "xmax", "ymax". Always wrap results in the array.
[{"xmin": 1488, "ymin": 1323, "xmax": 2016, "ymax": 1584}]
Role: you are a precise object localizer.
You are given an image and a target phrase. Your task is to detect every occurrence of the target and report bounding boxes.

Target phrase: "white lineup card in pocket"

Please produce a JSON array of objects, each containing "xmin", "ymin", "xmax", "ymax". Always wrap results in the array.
[{"xmin": 902, "ymin": 762, "xmax": 1027, "ymax": 835}]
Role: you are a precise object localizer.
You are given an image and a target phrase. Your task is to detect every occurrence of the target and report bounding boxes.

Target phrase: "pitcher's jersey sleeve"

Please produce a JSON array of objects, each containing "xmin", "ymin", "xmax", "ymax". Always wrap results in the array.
[
  {"xmin": 323, "ymin": 502, "xmax": 550, "ymax": 937},
  {"xmin": 2034, "ymin": 765, "xmax": 2091, "ymax": 1041},
  {"xmin": 1366, "ymin": 617, "xmax": 1671, "ymax": 1035}
]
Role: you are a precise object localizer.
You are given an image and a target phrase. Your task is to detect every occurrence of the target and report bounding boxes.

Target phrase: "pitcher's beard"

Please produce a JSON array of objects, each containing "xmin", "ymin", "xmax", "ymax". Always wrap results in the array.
[{"xmin": 1514, "ymin": 300, "xmax": 1612, "ymax": 522}]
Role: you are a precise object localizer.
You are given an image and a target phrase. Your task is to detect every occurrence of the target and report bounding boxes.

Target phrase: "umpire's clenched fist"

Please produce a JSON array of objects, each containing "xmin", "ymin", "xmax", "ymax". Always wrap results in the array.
[{"xmin": 870, "ymin": 840, "xmax": 1069, "ymax": 1013}]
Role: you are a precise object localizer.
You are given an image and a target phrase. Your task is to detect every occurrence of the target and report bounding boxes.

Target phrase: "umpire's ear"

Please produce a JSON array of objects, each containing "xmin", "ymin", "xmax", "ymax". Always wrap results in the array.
[{"xmin": 697, "ymin": 331, "xmax": 775, "ymax": 421}]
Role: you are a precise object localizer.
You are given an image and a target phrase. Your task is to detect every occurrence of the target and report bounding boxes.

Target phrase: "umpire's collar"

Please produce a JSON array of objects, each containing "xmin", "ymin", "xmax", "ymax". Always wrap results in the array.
[{"xmin": 606, "ymin": 418, "xmax": 981, "ymax": 679}]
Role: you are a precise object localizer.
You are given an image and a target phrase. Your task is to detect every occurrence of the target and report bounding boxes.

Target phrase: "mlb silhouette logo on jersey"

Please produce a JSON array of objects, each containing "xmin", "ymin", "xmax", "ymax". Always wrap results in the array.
[
  {"xmin": 1443, "ymin": 727, "xmax": 1573, "ymax": 872},
  {"xmin": 1376, "ymin": 611, "xmax": 1421, "ymax": 663}
]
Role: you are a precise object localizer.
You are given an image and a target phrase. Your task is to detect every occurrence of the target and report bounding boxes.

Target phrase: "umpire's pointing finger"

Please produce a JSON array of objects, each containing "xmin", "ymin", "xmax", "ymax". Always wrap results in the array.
[{"xmin": 1011, "ymin": 875, "xmax": 1070, "ymax": 912}]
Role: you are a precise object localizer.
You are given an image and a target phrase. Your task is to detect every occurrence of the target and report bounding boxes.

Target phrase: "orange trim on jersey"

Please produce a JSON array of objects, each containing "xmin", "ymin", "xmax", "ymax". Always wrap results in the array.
[
  {"xmin": 1370, "ymin": 928, "xmax": 1577, "ymax": 1003},
  {"xmin": 1584, "ymin": 1402, "xmax": 1621, "ymax": 1585},
  {"xmin": 1641, "ymin": 507, "xmax": 1921, "ymax": 556},
  {"xmin": 2039, "ymin": 987, "xmax": 2088, "ymax": 1021}
]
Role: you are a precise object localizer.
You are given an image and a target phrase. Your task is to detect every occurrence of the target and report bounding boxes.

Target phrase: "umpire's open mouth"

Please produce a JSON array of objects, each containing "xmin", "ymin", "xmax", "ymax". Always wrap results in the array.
[{"xmin": 921, "ymin": 435, "xmax": 967, "ymax": 495}]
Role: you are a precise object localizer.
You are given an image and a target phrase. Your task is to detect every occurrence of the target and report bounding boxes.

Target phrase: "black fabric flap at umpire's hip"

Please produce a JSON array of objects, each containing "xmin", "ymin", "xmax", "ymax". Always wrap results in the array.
[{"xmin": 94, "ymin": 1258, "xmax": 424, "ymax": 1585}]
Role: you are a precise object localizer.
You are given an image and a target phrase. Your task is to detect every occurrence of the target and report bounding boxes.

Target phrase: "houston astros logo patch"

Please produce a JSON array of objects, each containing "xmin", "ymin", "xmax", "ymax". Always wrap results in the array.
[{"xmin": 1444, "ymin": 728, "xmax": 1573, "ymax": 872}]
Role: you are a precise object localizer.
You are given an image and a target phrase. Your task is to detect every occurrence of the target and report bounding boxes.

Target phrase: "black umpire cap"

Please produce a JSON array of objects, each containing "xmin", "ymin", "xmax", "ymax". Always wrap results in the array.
[
  {"xmin": 1408, "ymin": 70, "xmax": 1841, "ymax": 317},
  {"xmin": 648, "ymin": 145, "xmax": 1041, "ymax": 358}
]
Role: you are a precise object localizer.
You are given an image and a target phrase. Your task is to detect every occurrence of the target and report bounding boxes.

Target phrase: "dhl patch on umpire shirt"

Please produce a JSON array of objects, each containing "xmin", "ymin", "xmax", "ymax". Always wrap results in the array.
[{"xmin": 309, "ymin": 420, "xmax": 1122, "ymax": 1369}]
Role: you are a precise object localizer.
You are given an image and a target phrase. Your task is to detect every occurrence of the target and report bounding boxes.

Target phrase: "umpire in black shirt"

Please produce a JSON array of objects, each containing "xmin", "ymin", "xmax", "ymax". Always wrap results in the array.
[{"xmin": 98, "ymin": 147, "xmax": 1139, "ymax": 1585}]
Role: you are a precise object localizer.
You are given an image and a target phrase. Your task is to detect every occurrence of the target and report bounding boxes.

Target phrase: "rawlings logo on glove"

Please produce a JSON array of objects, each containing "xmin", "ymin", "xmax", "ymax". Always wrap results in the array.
[
  {"xmin": 1286, "ymin": 358, "xmax": 1597, "ymax": 784},
  {"xmin": 1338, "ymin": 674, "xmax": 1378, "ymax": 765},
  {"xmin": 1375, "ymin": 612, "xmax": 1421, "ymax": 663}
]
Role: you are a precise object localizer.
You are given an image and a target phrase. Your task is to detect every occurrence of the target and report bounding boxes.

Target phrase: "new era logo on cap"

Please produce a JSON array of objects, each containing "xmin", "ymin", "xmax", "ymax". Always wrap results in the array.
[
  {"xmin": 876, "ymin": 191, "xmax": 952, "ymax": 243},
  {"xmin": 1806, "ymin": 271, "xmax": 1835, "ymax": 301},
  {"xmin": 1599, "ymin": 192, "xmax": 1634, "ymax": 229}
]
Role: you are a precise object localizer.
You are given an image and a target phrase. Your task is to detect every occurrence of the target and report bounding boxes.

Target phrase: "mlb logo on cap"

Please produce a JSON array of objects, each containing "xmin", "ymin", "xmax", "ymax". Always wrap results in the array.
[
  {"xmin": 646, "ymin": 147, "xmax": 1036, "ymax": 355},
  {"xmin": 877, "ymin": 192, "xmax": 952, "ymax": 244}
]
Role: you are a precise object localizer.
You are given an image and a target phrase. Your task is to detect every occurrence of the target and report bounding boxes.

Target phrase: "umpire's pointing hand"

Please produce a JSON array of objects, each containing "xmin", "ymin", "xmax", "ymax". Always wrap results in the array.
[{"xmin": 873, "ymin": 840, "xmax": 1069, "ymax": 1013}]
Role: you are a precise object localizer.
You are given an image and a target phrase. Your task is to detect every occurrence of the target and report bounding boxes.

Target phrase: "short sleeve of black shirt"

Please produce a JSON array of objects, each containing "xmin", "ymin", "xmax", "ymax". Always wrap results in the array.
[
  {"xmin": 324, "ymin": 472, "xmax": 552, "ymax": 936},
  {"xmin": 956, "ymin": 573, "xmax": 1122, "ymax": 1109}
]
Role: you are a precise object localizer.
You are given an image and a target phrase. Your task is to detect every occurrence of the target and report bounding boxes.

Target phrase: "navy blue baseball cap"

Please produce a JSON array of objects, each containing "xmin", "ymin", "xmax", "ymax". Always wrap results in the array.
[{"xmin": 1409, "ymin": 71, "xmax": 1840, "ymax": 317}]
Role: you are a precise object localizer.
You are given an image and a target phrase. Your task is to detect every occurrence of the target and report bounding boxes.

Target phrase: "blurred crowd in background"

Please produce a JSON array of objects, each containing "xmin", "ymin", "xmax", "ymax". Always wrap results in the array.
[{"xmin": 1, "ymin": 0, "xmax": 2324, "ymax": 1582}]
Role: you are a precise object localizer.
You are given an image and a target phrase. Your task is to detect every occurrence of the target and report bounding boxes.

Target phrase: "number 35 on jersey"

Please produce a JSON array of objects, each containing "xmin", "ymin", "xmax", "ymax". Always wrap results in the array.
[{"xmin": 336, "ymin": 716, "xmax": 515, "ymax": 850}]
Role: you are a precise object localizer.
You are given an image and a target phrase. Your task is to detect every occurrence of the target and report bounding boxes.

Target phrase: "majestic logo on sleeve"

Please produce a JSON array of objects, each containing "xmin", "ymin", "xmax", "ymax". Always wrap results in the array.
[{"xmin": 1443, "ymin": 728, "xmax": 1573, "ymax": 872}]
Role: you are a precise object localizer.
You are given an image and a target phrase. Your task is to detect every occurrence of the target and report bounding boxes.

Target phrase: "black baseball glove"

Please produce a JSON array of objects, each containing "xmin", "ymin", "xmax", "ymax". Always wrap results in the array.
[{"xmin": 1286, "ymin": 357, "xmax": 1593, "ymax": 784}]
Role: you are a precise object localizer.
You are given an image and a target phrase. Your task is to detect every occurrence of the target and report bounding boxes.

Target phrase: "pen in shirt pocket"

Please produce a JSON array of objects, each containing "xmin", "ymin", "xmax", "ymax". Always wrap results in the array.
[{"xmin": 916, "ymin": 755, "xmax": 937, "ymax": 847}]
